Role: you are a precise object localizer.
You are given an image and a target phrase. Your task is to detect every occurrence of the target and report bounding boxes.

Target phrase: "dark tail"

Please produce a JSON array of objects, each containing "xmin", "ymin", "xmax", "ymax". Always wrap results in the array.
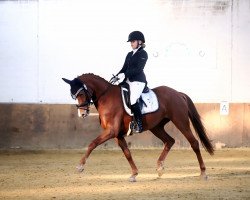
[{"xmin": 184, "ymin": 94, "xmax": 214, "ymax": 155}]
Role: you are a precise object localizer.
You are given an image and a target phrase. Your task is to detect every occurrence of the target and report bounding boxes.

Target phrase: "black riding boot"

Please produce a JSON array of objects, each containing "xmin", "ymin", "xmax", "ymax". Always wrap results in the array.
[{"xmin": 131, "ymin": 102, "xmax": 143, "ymax": 133}]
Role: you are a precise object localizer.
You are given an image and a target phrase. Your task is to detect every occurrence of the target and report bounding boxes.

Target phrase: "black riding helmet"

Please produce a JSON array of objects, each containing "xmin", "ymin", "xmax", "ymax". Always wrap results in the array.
[{"xmin": 127, "ymin": 31, "xmax": 145, "ymax": 43}]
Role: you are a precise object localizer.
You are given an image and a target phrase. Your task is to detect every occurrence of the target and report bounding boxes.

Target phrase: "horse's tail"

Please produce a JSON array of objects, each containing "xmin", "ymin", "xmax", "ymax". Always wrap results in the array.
[{"xmin": 184, "ymin": 94, "xmax": 214, "ymax": 155}]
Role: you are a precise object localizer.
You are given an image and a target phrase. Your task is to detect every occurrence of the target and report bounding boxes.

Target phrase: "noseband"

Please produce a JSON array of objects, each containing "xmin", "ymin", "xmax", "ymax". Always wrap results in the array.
[{"xmin": 71, "ymin": 83, "xmax": 93, "ymax": 118}]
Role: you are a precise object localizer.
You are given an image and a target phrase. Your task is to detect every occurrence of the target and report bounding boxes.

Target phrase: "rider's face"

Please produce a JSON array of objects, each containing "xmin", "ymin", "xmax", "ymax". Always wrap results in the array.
[{"xmin": 130, "ymin": 40, "xmax": 138, "ymax": 49}]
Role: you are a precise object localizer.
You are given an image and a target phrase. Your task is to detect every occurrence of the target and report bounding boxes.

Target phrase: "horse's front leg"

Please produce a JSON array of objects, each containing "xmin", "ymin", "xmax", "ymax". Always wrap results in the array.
[
  {"xmin": 115, "ymin": 137, "xmax": 138, "ymax": 182},
  {"xmin": 77, "ymin": 129, "xmax": 115, "ymax": 172}
]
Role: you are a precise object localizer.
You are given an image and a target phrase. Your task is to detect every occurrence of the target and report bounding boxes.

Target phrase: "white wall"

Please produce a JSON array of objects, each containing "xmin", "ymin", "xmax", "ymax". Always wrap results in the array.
[{"xmin": 0, "ymin": 0, "xmax": 249, "ymax": 103}]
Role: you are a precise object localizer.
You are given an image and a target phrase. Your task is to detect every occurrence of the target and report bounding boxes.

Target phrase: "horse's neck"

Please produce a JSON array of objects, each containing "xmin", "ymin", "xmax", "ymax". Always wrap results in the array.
[
  {"xmin": 91, "ymin": 79, "xmax": 110, "ymax": 93},
  {"xmin": 82, "ymin": 75, "xmax": 110, "ymax": 95}
]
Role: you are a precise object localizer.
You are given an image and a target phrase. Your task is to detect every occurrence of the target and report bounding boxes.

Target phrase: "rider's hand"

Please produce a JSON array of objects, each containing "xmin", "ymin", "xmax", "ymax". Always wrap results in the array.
[
  {"xmin": 117, "ymin": 73, "xmax": 125, "ymax": 82},
  {"xmin": 110, "ymin": 74, "xmax": 119, "ymax": 84}
]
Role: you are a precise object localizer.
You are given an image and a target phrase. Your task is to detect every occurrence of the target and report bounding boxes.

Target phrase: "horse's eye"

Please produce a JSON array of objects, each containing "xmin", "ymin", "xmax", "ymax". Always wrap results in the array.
[{"xmin": 78, "ymin": 93, "xmax": 85, "ymax": 97}]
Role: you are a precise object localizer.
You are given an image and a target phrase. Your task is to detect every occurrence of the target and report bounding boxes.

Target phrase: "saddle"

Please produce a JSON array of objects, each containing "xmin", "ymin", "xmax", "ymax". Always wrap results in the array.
[{"xmin": 120, "ymin": 82, "xmax": 159, "ymax": 116}]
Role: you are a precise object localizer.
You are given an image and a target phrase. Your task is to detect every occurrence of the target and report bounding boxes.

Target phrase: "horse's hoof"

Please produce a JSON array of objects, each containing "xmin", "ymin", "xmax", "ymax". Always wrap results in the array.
[
  {"xmin": 76, "ymin": 164, "xmax": 84, "ymax": 173},
  {"xmin": 129, "ymin": 175, "xmax": 137, "ymax": 182},
  {"xmin": 157, "ymin": 166, "xmax": 164, "ymax": 177},
  {"xmin": 200, "ymin": 173, "xmax": 208, "ymax": 181}
]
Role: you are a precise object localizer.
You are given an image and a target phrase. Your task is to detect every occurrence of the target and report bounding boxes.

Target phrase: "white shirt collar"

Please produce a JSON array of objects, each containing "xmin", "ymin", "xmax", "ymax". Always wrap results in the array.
[{"xmin": 132, "ymin": 46, "xmax": 141, "ymax": 55}]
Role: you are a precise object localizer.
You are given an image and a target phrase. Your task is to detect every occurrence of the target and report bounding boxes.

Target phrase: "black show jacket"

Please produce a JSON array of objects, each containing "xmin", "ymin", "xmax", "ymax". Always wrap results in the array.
[{"xmin": 118, "ymin": 47, "xmax": 148, "ymax": 83}]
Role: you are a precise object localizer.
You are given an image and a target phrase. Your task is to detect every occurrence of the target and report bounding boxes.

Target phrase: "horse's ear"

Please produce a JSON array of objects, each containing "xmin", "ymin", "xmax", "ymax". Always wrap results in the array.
[{"xmin": 62, "ymin": 78, "xmax": 71, "ymax": 85}]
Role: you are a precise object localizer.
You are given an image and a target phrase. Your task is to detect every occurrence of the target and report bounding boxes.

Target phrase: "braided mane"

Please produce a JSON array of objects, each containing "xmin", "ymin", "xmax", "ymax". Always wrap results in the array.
[{"xmin": 78, "ymin": 73, "xmax": 109, "ymax": 84}]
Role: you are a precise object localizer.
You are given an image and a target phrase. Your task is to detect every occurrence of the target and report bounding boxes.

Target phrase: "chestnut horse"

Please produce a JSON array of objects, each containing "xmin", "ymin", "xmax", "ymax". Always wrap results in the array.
[{"xmin": 62, "ymin": 73, "xmax": 214, "ymax": 182}]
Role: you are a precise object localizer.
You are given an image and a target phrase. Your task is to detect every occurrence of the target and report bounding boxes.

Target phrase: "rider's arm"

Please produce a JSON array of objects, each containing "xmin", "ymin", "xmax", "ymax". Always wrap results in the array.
[{"xmin": 117, "ymin": 52, "xmax": 131, "ymax": 75}]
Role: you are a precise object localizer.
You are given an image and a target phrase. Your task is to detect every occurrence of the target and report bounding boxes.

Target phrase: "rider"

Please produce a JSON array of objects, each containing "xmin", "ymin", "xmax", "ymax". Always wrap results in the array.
[{"xmin": 115, "ymin": 31, "xmax": 148, "ymax": 134}]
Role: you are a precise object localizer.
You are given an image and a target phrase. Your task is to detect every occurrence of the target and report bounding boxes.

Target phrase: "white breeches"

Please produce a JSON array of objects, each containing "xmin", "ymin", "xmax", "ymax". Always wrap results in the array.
[{"xmin": 126, "ymin": 79, "xmax": 145, "ymax": 105}]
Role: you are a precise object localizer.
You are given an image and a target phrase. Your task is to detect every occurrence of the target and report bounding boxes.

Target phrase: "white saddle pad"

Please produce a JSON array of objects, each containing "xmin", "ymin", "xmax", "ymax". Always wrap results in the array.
[{"xmin": 121, "ymin": 87, "xmax": 159, "ymax": 116}]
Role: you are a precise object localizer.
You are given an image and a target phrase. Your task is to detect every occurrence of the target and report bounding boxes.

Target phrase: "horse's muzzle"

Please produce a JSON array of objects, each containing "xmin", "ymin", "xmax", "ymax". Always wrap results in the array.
[{"xmin": 77, "ymin": 108, "xmax": 89, "ymax": 118}]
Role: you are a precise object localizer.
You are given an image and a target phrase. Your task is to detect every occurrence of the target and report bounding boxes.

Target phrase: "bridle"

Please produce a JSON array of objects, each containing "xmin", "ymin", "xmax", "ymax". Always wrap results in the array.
[
  {"xmin": 71, "ymin": 83, "xmax": 93, "ymax": 118},
  {"xmin": 71, "ymin": 79, "xmax": 112, "ymax": 118}
]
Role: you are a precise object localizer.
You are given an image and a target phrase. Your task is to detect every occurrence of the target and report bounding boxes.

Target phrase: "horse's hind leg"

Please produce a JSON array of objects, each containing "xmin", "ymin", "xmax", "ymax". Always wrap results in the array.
[
  {"xmin": 174, "ymin": 120, "xmax": 207, "ymax": 180},
  {"xmin": 185, "ymin": 129, "xmax": 207, "ymax": 179},
  {"xmin": 150, "ymin": 118, "xmax": 175, "ymax": 177}
]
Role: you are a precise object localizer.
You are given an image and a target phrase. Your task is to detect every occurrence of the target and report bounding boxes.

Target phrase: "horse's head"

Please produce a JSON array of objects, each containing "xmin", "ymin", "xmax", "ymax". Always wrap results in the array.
[{"xmin": 62, "ymin": 77, "xmax": 92, "ymax": 118}]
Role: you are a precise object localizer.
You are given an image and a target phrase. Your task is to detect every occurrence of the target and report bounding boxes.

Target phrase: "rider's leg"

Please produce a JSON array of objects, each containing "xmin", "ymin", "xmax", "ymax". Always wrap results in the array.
[
  {"xmin": 131, "ymin": 102, "xmax": 143, "ymax": 133},
  {"xmin": 126, "ymin": 80, "xmax": 145, "ymax": 134}
]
